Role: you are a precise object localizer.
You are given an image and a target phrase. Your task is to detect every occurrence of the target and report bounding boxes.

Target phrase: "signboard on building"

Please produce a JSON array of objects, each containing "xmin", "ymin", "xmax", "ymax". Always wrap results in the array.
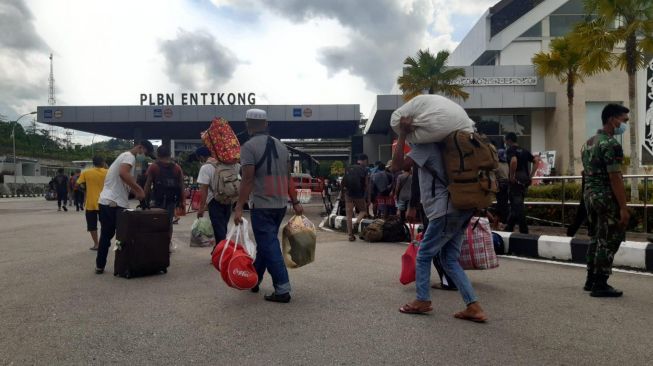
[
  {"xmin": 139, "ymin": 92, "xmax": 256, "ymax": 106},
  {"xmin": 451, "ymin": 76, "xmax": 538, "ymax": 87}
]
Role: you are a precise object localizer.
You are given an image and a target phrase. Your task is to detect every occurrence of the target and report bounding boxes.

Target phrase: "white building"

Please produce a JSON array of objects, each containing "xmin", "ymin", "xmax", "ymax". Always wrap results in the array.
[{"xmin": 365, "ymin": 0, "xmax": 651, "ymax": 174}]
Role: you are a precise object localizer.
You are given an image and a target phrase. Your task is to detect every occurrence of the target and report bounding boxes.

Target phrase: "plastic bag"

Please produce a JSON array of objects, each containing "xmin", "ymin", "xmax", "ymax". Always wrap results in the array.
[
  {"xmin": 282, "ymin": 215, "xmax": 316, "ymax": 268},
  {"xmin": 190, "ymin": 217, "xmax": 215, "ymax": 247},
  {"xmin": 390, "ymin": 94, "xmax": 474, "ymax": 144}
]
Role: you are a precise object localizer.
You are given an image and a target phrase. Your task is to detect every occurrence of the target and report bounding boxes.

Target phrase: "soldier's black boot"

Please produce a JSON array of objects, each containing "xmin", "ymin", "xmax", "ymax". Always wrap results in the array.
[
  {"xmin": 590, "ymin": 274, "xmax": 623, "ymax": 297},
  {"xmin": 583, "ymin": 269, "xmax": 595, "ymax": 291}
]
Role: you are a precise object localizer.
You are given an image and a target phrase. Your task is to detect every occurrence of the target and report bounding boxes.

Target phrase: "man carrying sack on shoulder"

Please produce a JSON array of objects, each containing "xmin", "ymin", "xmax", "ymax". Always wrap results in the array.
[{"xmin": 233, "ymin": 109, "xmax": 303, "ymax": 303}]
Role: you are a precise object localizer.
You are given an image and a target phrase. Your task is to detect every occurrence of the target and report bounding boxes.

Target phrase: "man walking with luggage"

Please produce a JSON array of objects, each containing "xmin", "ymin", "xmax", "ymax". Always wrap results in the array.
[
  {"xmin": 95, "ymin": 140, "xmax": 154, "ymax": 274},
  {"xmin": 76, "ymin": 156, "xmax": 108, "ymax": 251},
  {"xmin": 195, "ymin": 146, "xmax": 234, "ymax": 243},
  {"xmin": 504, "ymin": 132, "xmax": 539, "ymax": 234},
  {"xmin": 234, "ymin": 109, "xmax": 302, "ymax": 303},
  {"xmin": 144, "ymin": 146, "xmax": 185, "ymax": 225},
  {"xmin": 392, "ymin": 117, "xmax": 487, "ymax": 322},
  {"xmin": 53, "ymin": 168, "xmax": 69, "ymax": 211},
  {"xmin": 343, "ymin": 154, "xmax": 370, "ymax": 241},
  {"xmin": 581, "ymin": 104, "xmax": 630, "ymax": 297}
]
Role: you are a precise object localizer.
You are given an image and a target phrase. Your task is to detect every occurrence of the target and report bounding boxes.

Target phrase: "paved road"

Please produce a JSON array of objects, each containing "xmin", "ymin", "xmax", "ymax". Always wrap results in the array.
[{"xmin": 1, "ymin": 199, "xmax": 652, "ymax": 365}]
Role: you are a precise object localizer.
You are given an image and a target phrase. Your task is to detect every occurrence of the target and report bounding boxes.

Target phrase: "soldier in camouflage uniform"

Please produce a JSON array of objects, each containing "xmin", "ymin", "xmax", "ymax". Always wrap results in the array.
[{"xmin": 581, "ymin": 104, "xmax": 631, "ymax": 297}]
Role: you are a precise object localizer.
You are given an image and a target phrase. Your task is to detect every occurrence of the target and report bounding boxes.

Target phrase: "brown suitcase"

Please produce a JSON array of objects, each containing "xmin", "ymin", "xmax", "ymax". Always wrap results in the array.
[{"xmin": 114, "ymin": 209, "xmax": 171, "ymax": 279}]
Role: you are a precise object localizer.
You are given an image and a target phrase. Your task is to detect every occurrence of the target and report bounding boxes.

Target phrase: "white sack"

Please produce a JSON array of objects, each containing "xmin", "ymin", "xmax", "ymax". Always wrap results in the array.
[{"xmin": 390, "ymin": 94, "xmax": 474, "ymax": 144}]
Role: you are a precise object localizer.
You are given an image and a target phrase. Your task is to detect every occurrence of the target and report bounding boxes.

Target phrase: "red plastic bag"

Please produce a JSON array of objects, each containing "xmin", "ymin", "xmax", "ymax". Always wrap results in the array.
[
  {"xmin": 400, "ymin": 242, "xmax": 419, "ymax": 285},
  {"xmin": 400, "ymin": 224, "xmax": 420, "ymax": 285},
  {"xmin": 201, "ymin": 117, "xmax": 240, "ymax": 164}
]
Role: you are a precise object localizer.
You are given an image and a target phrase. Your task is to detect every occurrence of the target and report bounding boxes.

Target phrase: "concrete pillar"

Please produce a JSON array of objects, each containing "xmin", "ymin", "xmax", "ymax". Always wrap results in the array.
[{"xmin": 133, "ymin": 128, "xmax": 143, "ymax": 142}]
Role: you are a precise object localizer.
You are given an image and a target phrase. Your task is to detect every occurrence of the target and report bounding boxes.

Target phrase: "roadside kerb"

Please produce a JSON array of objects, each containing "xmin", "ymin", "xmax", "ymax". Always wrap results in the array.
[{"xmin": 326, "ymin": 213, "xmax": 653, "ymax": 272}]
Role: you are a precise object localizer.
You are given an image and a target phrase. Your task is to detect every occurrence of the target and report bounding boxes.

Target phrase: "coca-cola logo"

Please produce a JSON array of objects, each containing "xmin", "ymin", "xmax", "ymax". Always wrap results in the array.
[{"xmin": 232, "ymin": 268, "xmax": 252, "ymax": 278}]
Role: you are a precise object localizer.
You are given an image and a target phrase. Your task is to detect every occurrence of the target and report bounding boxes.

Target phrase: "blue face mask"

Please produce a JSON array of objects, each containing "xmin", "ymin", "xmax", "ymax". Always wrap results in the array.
[{"xmin": 614, "ymin": 122, "xmax": 628, "ymax": 135}]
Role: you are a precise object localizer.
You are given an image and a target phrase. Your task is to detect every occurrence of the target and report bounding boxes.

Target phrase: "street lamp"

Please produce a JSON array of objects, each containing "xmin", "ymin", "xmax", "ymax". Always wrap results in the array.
[{"xmin": 11, "ymin": 111, "xmax": 37, "ymax": 196}]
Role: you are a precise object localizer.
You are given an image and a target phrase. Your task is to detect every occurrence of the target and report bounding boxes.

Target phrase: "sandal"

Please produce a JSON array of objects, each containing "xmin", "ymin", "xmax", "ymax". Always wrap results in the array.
[
  {"xmin": 454, "ymin": 310, "xmax": 488, "ymax": 323},
  {"xmin": 399, "ymin": 303, "xmax": 433, "ymax": 315}
]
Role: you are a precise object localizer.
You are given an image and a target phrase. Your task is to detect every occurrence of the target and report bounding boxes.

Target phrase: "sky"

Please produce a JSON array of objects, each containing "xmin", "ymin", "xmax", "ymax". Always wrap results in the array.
[{"xmin": 0, "ymin": 0, "xmax": 497, "ymax": 144}]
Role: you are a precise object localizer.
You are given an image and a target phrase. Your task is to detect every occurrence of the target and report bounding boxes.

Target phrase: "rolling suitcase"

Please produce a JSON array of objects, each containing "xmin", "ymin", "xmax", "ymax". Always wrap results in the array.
[{"xmin": 114, "ymin": 208, "xmax": 171, "ymax": 279}]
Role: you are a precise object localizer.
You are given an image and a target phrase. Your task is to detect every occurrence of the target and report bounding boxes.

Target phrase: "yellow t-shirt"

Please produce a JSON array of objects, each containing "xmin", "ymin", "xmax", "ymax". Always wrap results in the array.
[{"xmin": 77, "ymin": 167, "xmax": 108, "ymax": 211}]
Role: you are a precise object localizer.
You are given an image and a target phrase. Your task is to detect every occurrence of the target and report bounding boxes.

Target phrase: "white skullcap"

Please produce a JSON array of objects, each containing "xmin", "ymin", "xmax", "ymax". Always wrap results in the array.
[{"xmin": 245, "ymin": 108, "xmax": 267, "ymax": 120}]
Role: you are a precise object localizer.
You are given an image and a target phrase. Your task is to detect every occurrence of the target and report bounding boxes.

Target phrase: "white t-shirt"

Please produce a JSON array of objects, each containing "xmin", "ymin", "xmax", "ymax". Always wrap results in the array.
[
  {"xmin": 196, "ymin": 163, "xmax": 215, "ymax": 203},
  {"xmin": 99, "ymin": 152, "xmax": 136, "ymax": 208}
]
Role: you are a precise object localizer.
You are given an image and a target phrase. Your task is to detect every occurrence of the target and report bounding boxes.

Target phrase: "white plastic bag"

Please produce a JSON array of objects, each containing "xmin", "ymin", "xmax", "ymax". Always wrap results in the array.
[
  {"xmin": 390, "ymin": 94, "xmax": 474, "ymax": 144},
  {"xmin": 190, "ymin": 217, "xmax": 215, "ymax": 247},
  {"xmin": 282, "ymin": 215, "xmax": 317, "ymax": 268},
  {"xmin": 238, "ymin": 218, "xmax": 257, "ymax": 260}
]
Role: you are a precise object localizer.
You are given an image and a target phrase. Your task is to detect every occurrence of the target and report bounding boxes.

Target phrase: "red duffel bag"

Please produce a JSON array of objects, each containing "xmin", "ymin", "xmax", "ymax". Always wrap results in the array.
[
  {"xmin": 211, "ymin": 219, "xmax": 258, "ymax": 290},
  {"xmin": 201, "ymin": 117, "xmax": 240, "ymax": 164}
]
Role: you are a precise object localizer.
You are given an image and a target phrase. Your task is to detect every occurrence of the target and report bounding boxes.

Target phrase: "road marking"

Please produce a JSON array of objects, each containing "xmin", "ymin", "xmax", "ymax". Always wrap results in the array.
[
  {"xmin": 499, "ymin": 255, "xmax": 653, "ymax": 277},
  {"xmin": 318, "ymin": 217, "xmax": 335, "ymax": 232}
]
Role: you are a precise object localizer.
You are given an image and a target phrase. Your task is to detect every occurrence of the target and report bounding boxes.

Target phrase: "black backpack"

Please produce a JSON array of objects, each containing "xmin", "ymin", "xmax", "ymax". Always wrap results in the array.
[
  {"xmin": 343, "ymin": 165, "xmax": 365, "ymax": 196},
  {"xmin": 381, "ymin": 216, "xmax": 410, "ymax": 242},
  {"xmin": 153, "ymin": 162, "xmax": 180, "ymax": 205}
]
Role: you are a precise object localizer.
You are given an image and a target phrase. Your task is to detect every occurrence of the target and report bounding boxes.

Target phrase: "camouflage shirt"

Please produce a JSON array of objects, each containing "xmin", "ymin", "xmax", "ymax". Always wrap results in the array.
[{"xmin": 581, "ymin": 130, "xmax": 623, "ymax": 192}]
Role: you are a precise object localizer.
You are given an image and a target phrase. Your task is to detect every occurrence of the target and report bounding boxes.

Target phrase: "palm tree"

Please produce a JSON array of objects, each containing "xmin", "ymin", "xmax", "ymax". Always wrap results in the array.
[
  {"xmin": 533, "ymin": 35, "xmax": 611, "ymax": 174},
  {"xmin": 576, "ymin": 0, "xmax": 653, "ymax": 199},
  {"xmin": 397, "ymin": 49, "xmax": 469, "ymax": 101}
]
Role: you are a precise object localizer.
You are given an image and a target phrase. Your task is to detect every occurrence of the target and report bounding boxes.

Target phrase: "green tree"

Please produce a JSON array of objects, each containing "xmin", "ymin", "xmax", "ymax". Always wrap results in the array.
[
  {"xmin": 397, "ymin": 49, "xmax": 469, "ymax": 101},
  {"xmin": 532, "ymin": 35, "xmax": 611, "ymax": 174},
  {"xmin": 576, "ymin": 0, "xmax": 653, "ymax": 199},
  {"xmin": 330, "ymin": 160, "xmax": 345, "ymax": 177}
]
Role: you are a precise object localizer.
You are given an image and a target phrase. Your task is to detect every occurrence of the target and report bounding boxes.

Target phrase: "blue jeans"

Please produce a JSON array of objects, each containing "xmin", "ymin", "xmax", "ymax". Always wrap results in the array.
[
  {"xmin": 208, "ymin": 200, "xmax": 232, "ymax": 242},
  {"xmin": 251, "ymin": 208, "xmax": 290, "ymax": 295},
  {"xmin": 416, "ymin": 211, "xmax": 478, "ymax": 305}
]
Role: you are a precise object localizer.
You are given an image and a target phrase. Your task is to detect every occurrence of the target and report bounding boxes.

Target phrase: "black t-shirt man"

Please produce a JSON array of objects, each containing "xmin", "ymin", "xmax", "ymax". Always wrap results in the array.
[{"xmin": 506, "ymin": 145, "xmax": 534, "ymax": 184}]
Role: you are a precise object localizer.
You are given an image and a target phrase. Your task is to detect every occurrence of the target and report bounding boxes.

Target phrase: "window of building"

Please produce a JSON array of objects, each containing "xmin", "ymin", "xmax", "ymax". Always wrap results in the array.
[
  {"xmin": 520, "ymin": 22, "xmax": 542, "ymax": 37},
  {"xmin": 552, "ymin": 0, "xmax": 584, "ymax": 15},
  {"xmin": 471, "ymin": 114, "xmax": 532, "ymax": 150},
  {"xmin": 550, "ymin": 14, "xmax": 586, "ymax": 36}
]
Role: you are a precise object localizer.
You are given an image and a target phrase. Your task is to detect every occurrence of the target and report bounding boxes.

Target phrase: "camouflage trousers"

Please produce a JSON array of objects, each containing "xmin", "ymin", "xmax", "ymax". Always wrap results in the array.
[{"xmin": 584, "ymin": 192, "xmax": 625, "ymax": 275}]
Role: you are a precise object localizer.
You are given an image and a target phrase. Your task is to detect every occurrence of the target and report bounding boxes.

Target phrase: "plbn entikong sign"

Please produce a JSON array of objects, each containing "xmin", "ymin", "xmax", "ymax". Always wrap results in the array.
[{"xmin": 140, "ymin": 92, "xmax": 256, "ymax": 106}]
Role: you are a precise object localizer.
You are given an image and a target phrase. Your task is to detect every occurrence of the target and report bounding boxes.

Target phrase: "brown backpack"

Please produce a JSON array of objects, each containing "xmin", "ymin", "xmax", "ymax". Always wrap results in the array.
[
  {"xmin": 434, "ymin": 130, "xmax": 499, "ymax": 210},
  {"xmin": 362, "ymin": 219, "xmax": 385, "ymax": 242}
]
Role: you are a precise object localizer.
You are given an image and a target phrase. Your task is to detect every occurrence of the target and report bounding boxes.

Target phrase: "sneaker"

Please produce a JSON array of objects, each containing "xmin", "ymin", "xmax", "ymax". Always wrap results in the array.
[
  {"xmin": 264, "ymin": 292, "xmax": 291, "ymax": 303},
  {"xmin": 95, "ymin": 268, "xmax": 104, "ymax": 274},
  {"xmin": 62, "ymin": 206, "xmax": 68, "ymax": 212}
]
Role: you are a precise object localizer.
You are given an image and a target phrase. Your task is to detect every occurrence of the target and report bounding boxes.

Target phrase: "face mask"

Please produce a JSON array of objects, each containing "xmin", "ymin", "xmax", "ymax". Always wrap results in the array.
[{"xmin": 614, "ymin": 122, "xmax": 627, "ymax": 135}]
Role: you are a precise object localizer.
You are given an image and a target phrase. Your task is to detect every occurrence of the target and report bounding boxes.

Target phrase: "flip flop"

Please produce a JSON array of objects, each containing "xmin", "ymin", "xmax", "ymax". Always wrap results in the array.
[
  {"xmin": 454, "ymin": 311, "xmax": 488, "ymax": 323},
  {"xmin": 399, "ymin": 303, "xmax": 433, "ymax": 315}
]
